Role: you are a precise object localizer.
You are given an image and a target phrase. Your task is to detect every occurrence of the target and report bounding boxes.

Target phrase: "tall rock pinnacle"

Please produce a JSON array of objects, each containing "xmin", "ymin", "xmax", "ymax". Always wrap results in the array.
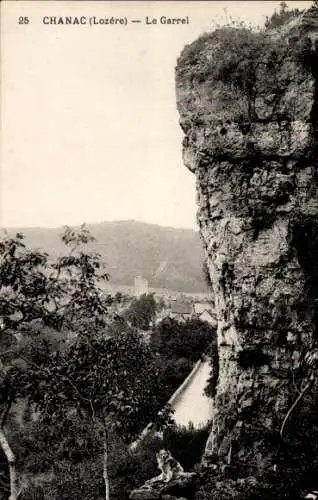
[{"xmin": 176, "ymin": 7, "xmax": 318, "ymax": 496}]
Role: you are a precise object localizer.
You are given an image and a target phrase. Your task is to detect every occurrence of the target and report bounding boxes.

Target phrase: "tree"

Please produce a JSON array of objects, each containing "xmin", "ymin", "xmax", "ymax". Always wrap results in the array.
[
  {"xmin": 114, "ymin": 292, "xmax": 122, "ymax": 304},
  {"xmin": 5, "ymin": 412, "xmax": 105, "ymax": 499},
  {"xmin": 0, "ymin": 227, "xmax": 172, "ymax": 500},
  {"xmin": 150, "ymin": 317, "xmax": 216, "ymax": 363},
  {"xmin": 23, "ymin": 331, "xmax": 167, "ymax": 500},
  {"xmin": 0, "ymin": 226, "xmax": 109, "ymax": 499},
  {"xmin": 156, "ymin": 296, "xmax": 166, "ymax": 312},
  {"xmin": 123, "ymin": 293, "xmax": 157, "ymax": 330},
  {"xmin": 149, "ymin": 318, "xmax": 217, "ymax": 404}
]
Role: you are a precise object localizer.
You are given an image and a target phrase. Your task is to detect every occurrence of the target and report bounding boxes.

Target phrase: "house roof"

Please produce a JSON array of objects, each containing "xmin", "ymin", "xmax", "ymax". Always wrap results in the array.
[
  {"xmin": 170, "ymin": 302, "xmax": 192, "ymax": 314},
  {"xmin": 193, "ymin": 302, "xmax": 212, "ymax": 314},
  {"xmin": 198, "ymin": 310, "xmax": 217, "ymax": 326},
  {"xmin": 198, "ymin": 310, "xmax": 213, "ymax": 318}
]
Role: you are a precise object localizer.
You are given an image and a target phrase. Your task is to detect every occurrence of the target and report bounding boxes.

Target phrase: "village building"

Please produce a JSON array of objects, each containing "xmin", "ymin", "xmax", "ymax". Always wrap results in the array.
[
  {"xmin": 169, "ymin": 301, "xmax": 192, "ymax": 322},
  {"xmin": 197, "ymin": 309, "xmax": 217, "ymax": 327},
  {"xmin": 134, "ymin": 275, "xmax": 149, "ymax": 297},
  {"xmin": 192, "ymin": 301, "xmax": 217, "ymax": 327}
]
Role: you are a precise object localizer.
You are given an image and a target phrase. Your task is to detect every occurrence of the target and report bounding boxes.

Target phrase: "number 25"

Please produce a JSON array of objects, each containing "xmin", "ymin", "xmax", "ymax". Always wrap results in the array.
[{"xmin": 18, "ymin": 16, "xmax": 29, "ymax": 25}]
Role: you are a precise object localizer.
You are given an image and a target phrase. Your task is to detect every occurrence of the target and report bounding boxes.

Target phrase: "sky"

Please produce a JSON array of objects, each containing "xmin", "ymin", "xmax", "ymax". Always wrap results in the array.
[{"xmin": 1, "ymin": 1, "xmax": 312, "ymax": 229}]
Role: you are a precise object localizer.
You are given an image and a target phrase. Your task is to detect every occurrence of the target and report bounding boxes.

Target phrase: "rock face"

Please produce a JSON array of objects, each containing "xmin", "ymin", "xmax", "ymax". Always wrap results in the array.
[{"xmin": 176, "ymin": 7, "xmax": 318, "ymax": 493}]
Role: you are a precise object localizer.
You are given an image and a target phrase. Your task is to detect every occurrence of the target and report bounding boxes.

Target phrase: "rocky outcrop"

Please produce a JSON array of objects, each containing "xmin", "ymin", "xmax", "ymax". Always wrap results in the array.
[
  {"xmin": 176, "ymin": 7, "xmax": 318, "ymax": 496},
  {"xmin": 130, "ymin": 474, "xmax": 196, "ymax": 500},
  {"xmin": 130, "ymin": 450, "xmax": 196, "ymax": 500}
]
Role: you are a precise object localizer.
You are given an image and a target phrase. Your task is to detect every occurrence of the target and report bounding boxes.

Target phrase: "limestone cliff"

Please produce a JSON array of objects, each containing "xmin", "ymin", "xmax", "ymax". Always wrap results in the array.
[{"xmin": 176, "ymin": 7, "xmax": 318, "ymax": 496}]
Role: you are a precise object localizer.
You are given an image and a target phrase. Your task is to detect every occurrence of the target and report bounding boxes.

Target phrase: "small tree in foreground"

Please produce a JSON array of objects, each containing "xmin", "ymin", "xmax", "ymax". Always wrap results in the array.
[
  {"xmin": 0, "ymin": 226, "xmax": 109, "ymax": 499},
  {"xmin": 23, "ymin": 331, "xmax": 166, "ymax": 500},
  {"xmin": 0, "ymin": 227, "xmax": 172, "ymax": 500}
]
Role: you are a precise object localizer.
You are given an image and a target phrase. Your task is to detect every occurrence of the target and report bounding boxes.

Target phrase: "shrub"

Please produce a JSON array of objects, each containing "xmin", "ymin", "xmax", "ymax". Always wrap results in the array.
[
  {"xmin": 20, "ymin": 485, "xmax": 46, "ymax": 500},
  {"xmin": 109, "ymin": 434, "xmax": 162, "ymax": 500},
  {"xmin": 150, "ymin": 318, "xmax": 216, "ymax": 363},
  {"xmin": 50, "ymin": 458, "xmax": 104, "ymax": 500},
  {"xmin": 123, "ymin": 293, "xmax": 157, "ymax": 330},
  {"xmin": 108, "ymin": 423, "xmax": 212, "ymax": 499},
  {"xmin": 265, "ymin": 2, "xmax": 303, "ymax": 31},
  {"xmin": 155, "ymin": 356, "xmax": 194, "ymax": 401},
  {"xmin": 237, "ymin": 348, "xmax": 271, "ymax": 369},
  {"xmin": 204, "ymin": 341, "xmax": 219, "ymax": 398},
  {"xmin": 163, "ymin": 422, "xmax": 212, "ymax": 471}
]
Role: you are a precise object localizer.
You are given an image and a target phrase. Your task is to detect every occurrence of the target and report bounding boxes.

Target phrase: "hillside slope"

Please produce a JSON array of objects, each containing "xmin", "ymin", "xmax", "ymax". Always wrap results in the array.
[{"xmin": 4, "ymin": 220, "xmax": 208, "ymax": 293}]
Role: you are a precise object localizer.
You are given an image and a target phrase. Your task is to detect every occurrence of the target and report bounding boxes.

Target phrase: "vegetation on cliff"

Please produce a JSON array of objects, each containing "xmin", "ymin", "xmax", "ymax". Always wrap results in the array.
[
  {"xmin": 177, "ymin": 1, "xmax": 318, "ymax": 134},
  {"xmin": 264, "ymin": 1, "xmax": 304, "ymax": 30}
]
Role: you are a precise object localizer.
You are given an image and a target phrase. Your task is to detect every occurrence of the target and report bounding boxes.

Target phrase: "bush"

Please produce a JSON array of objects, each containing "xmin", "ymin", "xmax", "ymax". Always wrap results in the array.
[
  {"xmin": 49, "ymin": 458, "xmax": 104, "ymax": 500},
  {"xmin": 163, "ymin": 422, "xmax": 212, "ymax": 471},
  {"xmin": 154, "ymin": 356, "xmax": 194, "ymax": 403},
  {"xmin": 20, "ymin": 485, "xmax": 46, "ymax": 500},
  {"xmin": 109, "ymin": 434, "xmax": 162, "ymax": 500},
  {"xmin": 204, "ymin": 341, "xmax": 219, "ymax": 398},
  {"xmin": 150, "ymin": 318, "xmax": 216, "ymax": 363},
  {"xmin": 237, "ymin": 348, "xmax": 271, "ymax": 369},
  {"xmin": 123, "ymin": 293, "xmax": 157, "ymax": 330},
  {"xmin": 108, "ymin": 423, "xmax": 212, "ymax": 499},
  {"xmin": 265, "ymin": 2, "xmax": 303, "ymax": 30}
]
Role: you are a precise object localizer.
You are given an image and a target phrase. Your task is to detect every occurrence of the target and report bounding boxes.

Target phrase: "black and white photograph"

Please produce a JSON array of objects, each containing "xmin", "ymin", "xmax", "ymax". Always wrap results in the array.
[{"xmin": 1, "ymin": 1, "xmax": 318, "ymax": 498}]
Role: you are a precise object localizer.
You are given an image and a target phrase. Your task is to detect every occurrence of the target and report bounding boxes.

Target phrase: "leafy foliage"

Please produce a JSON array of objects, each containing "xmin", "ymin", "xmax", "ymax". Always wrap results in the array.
[
  {"xmin": 150, "ymin": 317, "xmax": 216, "ymax": 363},
  {"xmin": 24, "ymin": 331, "xmax": 164, "ymax": 441},
  {"xmin": 0, "ymin": 226, "xmax": 111, "ymax": 499},
  {"xmin": 163, "ymin": 422, "xmax": 211, "ymax": 471},
  {"xmin": 265, "ymin": 2, "xmax": 303, "ymax": 30},
  {"xmin": 108, "ymin": 434, "xmax": 162, "ymax": 500},
  {"xmin": 123, "ymin": 293, "xmax": 157, "ymax": 331},
  {"xmin": 202, "ymin": 260, "xmax": 212, "ymax": 290},
  {"xmin": 179, "ymin": 11, "xmax": 313, "ymax": 131},
  {"xmin": 0, "ymin": 227, "xmax": 173, "ymax": 500},
  {"xmin": 108, "ymin": 423, "xmax": 211, "ymax": 500},
  {"xmin": 0, "ymin": 225, "xmax": 109, "ymax": 341},
  {"xmin": 0, "ymin": 226, "xmax": 111, "ymax": 436},
  {"xmin": 152, "ymin": 356, "xmax": 194, "ymax": 404},
  {"xmin": 149, "ymin": 318, "xmax": 217, "ymax": 409}
]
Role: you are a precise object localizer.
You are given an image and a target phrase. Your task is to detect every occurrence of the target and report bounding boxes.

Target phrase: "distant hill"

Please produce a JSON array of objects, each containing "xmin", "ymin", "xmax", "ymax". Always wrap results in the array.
[{"xmin": 5, "ymin": 220, "xmax": 209, "ymax": 293}]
